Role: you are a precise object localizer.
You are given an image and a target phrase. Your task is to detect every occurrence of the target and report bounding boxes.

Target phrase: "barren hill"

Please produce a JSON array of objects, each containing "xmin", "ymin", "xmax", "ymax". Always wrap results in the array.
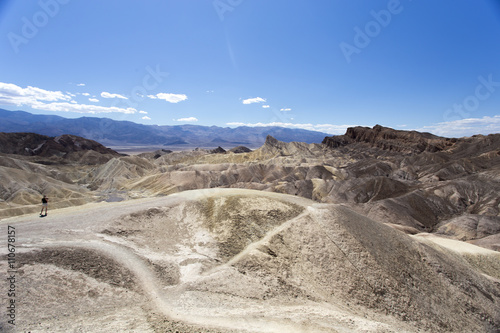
[
  {"xmin": 0, "ymin": 132, "xmax": 123, "ymax": 217},
  {"xmin": 1, "ymin": 189, "xmax": 499, "ymax": 332},
  {"xmin": 0, "ymin": 132, "xmax": 121, "ymax": 159}
]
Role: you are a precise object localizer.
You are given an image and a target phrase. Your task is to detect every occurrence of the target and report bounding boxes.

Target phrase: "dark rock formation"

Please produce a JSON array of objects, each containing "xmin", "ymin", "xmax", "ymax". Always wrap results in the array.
[
  {"xmin": 322, "ymin": 125, "xmax": 455, "ymax": 154},
  {"xmin": 0, "ymin": 132, "xmax": 120, "ymax": 159},
  {"xmin": 228, "ymin": 146, "xmax": 252, "ymax": 154},
  {"xmin": 210, "ymin": 146, "xmax": 227, "ymax": 154}
]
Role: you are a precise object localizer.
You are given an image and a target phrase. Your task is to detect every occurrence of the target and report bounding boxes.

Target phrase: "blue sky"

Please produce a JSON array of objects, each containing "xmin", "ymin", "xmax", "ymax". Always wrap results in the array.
[{"xmin": 1, "ymin": 0, "xmax": 500, "ymax": 137}]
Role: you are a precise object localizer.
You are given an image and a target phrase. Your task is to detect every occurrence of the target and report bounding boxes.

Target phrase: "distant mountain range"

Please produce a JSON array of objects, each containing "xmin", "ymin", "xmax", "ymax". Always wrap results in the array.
[{"xmin": 0, "ymin": 109, "xmax": 329, "ymax": 148}]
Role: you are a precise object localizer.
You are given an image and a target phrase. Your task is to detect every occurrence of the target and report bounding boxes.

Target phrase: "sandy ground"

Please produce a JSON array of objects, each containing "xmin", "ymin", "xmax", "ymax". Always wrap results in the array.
[{"xmin": 1, "ymin": 189, "xmax": 499, "ymax": 332}]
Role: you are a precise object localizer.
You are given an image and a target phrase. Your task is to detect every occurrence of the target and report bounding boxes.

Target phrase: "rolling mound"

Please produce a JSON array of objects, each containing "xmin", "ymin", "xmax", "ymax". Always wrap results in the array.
[{"xmin": 2, "ymin": 189, "xmax": 499, "ymax": 332}]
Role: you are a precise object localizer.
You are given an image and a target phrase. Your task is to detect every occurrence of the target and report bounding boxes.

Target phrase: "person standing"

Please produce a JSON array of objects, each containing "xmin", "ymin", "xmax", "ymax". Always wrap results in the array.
[{"xmin": 40, "ymin": 195, "xmax": 48, "ymax": 216}]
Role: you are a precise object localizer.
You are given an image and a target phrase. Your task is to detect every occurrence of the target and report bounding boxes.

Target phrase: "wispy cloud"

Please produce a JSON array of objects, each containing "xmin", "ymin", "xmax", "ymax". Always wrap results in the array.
[
  {"xmin": 176, "ymin": 117, "xmax": 198, "ymax": 122},
  {"xmin": 0, "ymin": 82, "xmax": 71, "ymax": 105},
  {"xmin": 142, "ymin": 116, "xmax": 151, "ymax": 120},
  {"xmin": 262, "ymin": 105, "xmax": 270, "ymax": 108},
  {"xmin": 101, "ymin": 92, "xmax": 128, "ymax": 99},
  {"xmin": 31, "ymin": 102, "xmax": 136, "ymax": 114},
  {"xmin": 280, "ymin": 108, "xmax": 292, "ymax": 112},
  {"xmin": 416, "ymin": 115, "xmax": 500, "ymax": 137},
  {"xmin": 81, "ymin": 92, "xmax": 90, "ymax": 96},
  {"xmin": 226, "ymin": 121, "xmax": 353, "ymax": 134},
  {"xmin": 88, "ymin": 98, "xmax": 99, "ymax": 102},
  {"xmin": 139, "ymin": 110, "xmax": 148, "ymax": 114},
  {"xmin": 0, "ymin": 82, "xmax": 137, "ymax": 115},
  {"xmin": 148, "ymin": 93, "xmax": 188, "ymax": 103},
  {"xmin": 242, "ymin": 97, "xmax": 266, "ymax": 104},
  {"xmin": 77, "ymin": 83, "xmax": 85, "ymax": 87}
]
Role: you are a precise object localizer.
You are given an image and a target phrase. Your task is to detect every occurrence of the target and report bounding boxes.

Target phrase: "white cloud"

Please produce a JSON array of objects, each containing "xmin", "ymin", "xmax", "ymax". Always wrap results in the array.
[
  {"xmin": 30, "ymin": 101, "xmax": 137, "ymax": 114},
  {"xmin": 226, "ymin": 121, "xmax": 352, "ymax": 134},
  {"xmin": 0, "ymin": 82, "xmax": 72, "ymax": 106},
  {"xmin": 77, "ymin": 83, "xmax": 85, "ymax": 87},
  {"xmin": 81, "ymin": 92, "xmax": 90, "ymax": 96},
  {"xmin": 139, "ymin": 110, "xmax": 148, "ymax": 114},
  {"xmin": 88, "ymin": 98, "xmax": 99, "ymax": 102},
  {"xmin": 280, "ymin": 108, "xmax": 292, "ymax": 112},
  {"xmin": 148, "ymin": 93, "xmax": 188, "ymax": 103},
  {"xmin": 416, "ymin": 115, "xmax": 500, "ymax": 137},
  {"xmin": 176, "ymin": 117, "xmax": 198, "ymax": 122},
  {"xmin": 262, "ymin": 105, "xmax": 270, "ymax": 108},
  {"xmin": 243, "ymin": 97, "xmax": 266, "ymax": 104},
  {"xmin": 0, "ymin": 82, "xmax": 138, "ymax": 115},
  {"xmin": 142, "ymin": 116, "xmax": 151, "ymax": 120},
  {"xmin": 101, "ymin": 91, "xmax": 128, "ymax": 99}
]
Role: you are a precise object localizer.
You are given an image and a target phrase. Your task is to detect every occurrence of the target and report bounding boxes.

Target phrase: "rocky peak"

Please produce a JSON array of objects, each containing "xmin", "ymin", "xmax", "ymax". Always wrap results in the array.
[
  {"xmin": 210, "ymin": 146, "xmax": 227, "ymax": 154},
  {"xmin": 265, "ymin": 135, "xmax": 280, "ymax": 147},
  {"xmin": 258, "ymin": 134, "xmax": 322, "ymax": 157}
]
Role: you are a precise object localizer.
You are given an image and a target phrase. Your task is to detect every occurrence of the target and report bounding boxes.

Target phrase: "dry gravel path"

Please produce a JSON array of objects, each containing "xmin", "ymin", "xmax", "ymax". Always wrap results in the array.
[{"xmin": 0, "ymin": 190, "xmax": 346, "ymax": 332}]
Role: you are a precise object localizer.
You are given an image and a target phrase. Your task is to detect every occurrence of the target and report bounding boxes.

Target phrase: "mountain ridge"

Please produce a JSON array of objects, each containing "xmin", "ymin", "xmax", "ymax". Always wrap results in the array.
[{"xmin": 0, "ymin": 109, "xmax": 329, "ymax": 147}]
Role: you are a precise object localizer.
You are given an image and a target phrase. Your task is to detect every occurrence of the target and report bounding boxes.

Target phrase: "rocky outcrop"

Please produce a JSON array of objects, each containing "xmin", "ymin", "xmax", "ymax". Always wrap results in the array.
[
  {"xmin": 0, "ymin": 132, "xmax": 121, "ymax": 159},
  {"xmin": 210, "ymin": 146, "xmax": 226, "ymax": 154},
  {"xmin": 322, "ymin": 125, "xmax": 456, "ymax": 153},
  {"xmin": 256, "ymin": 135, "xmax": 324, "ymax": 157},
  {"xmin": 228, "ymin": 146, "xmax": 252, "ymax": 154}
]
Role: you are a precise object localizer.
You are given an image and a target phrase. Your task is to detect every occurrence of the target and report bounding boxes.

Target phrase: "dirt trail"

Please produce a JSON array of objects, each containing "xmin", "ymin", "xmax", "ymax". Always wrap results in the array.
[
  {"xmin": 0, "ymin": 190, "xmax": 352, "ymax": 332},
  {"xmin": 2, "ymin": 189, "xmax": 499, "ymax": 332},
  {"xmin": 21, "ymin": 240, "xmax": 333, "ymax": 333}
]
